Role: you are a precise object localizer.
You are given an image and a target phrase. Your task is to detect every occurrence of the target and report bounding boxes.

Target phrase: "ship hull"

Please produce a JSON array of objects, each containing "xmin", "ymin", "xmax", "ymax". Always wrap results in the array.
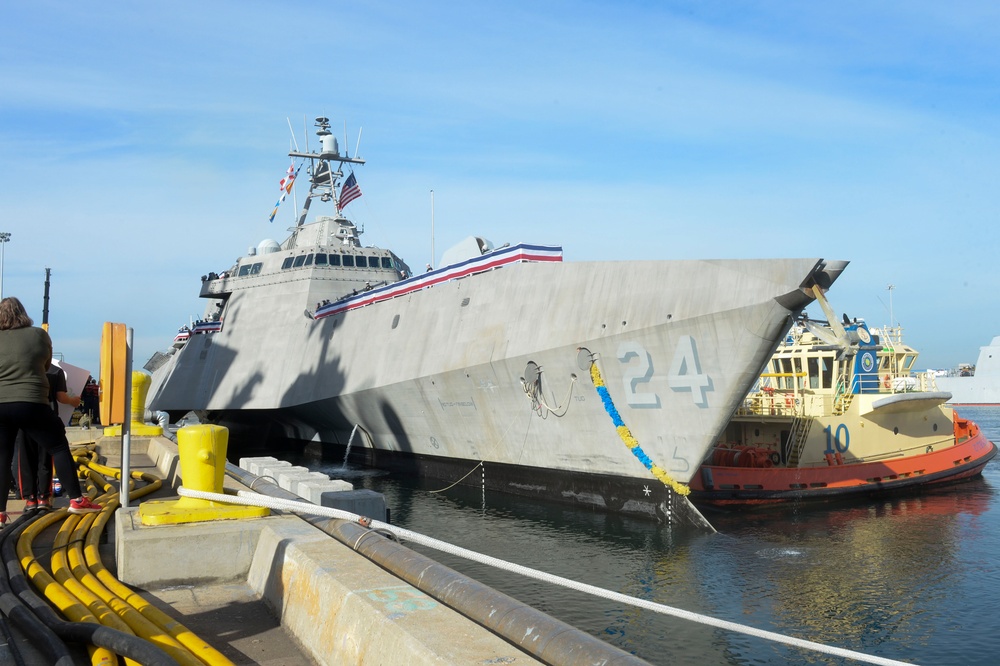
[
  {"xmin": 691, "ymin": 433, "xmax": 996, "ymax": 506},
  {"xmin": 149, "ymin": 257, "xmax": 844, "ymax": 518}
]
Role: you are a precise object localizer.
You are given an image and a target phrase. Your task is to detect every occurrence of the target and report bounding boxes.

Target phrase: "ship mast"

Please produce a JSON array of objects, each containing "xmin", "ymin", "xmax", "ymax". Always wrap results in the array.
[{"xmin": 288, "ymin": 117, "xmax": 365, "ymax": 228}]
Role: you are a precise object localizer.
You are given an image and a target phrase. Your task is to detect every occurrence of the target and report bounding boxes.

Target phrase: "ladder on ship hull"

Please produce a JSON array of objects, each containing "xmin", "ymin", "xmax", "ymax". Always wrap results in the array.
[{"xmin": 784, "ymin": 417, "xmax": 813, "ymax": 467}]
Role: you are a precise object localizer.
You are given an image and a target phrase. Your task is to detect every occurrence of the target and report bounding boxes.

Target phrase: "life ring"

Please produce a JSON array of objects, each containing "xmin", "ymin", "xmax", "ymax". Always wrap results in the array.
[{"xmin": 883, "ymin": 374, "xmax": 891, "ymax": 389}]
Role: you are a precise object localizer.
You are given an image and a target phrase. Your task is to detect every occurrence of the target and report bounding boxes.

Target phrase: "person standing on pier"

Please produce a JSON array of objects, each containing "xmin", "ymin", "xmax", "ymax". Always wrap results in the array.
[
  {"xmin": 0, "ymin": 297, "xmax": 102, "ymax": 524},
  {"xmin": 15, "ymin": 363, "xmax": 79, "ymax": 511}
]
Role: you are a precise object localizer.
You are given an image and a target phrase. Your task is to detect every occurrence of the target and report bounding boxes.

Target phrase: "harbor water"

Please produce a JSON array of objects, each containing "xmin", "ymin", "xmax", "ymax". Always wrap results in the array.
[{"xmin": 289, "ymin": 405, "xmax": 1000, "ymax": 665}]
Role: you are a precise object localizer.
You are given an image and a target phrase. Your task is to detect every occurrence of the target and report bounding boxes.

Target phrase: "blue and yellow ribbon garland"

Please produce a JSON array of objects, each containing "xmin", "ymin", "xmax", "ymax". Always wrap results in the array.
[{"xmin": 590, "ymin": 362, "xmax": 690, "ymax": 496}]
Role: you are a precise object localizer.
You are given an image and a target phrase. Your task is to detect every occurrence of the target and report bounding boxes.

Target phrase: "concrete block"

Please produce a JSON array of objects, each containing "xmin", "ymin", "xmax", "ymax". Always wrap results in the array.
[
  {"xmin": 240, "ymin": 456, "xmax": 281, "ymax": 476},
  {"xmin": 273, "ymin": 470, "xmax": 329, "ymax": 494},
  {"xmin": 257, "ymin": 460, "xmax": 294, "ymax": 479},
  {"xmin": 320, "ymin": 489, "xmax": 387, "ymax": 522},
  {"xmin": 115, "ymin": 506, "xmax": 275, "ymax": 587},
  {"xmin": 296, "ymin": 479, "xmax": 353, "ymax": 505}
]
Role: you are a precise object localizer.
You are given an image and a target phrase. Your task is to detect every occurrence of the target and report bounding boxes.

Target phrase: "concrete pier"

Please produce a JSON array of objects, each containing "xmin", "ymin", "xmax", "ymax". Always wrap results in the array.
[{"xmin": 56, "ymin": 430, "xmax": 650, "ymax": 665}]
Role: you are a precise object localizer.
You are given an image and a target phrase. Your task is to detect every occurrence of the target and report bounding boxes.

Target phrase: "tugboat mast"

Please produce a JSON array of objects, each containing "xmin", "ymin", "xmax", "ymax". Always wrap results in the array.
[{"xmin": 288, "ymin": 117, "xmax": 365, "ymax": 228}]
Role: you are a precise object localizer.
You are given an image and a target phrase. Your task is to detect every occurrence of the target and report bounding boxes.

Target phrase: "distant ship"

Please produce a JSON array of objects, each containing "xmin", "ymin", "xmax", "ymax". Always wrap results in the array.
[
  {"xmin": 146, "ymin": 116, "xmax": 848, "ymax": 525},
  {"xmin": 934, "ymin": 336, "xmax": 1000, "ymax": 405}
]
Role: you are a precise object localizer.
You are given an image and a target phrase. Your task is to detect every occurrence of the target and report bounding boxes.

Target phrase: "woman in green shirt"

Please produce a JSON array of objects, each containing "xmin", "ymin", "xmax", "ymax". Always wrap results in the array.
[{"xmin": 0, "ymin": 296, "xmax": 102, "ymax": 524}]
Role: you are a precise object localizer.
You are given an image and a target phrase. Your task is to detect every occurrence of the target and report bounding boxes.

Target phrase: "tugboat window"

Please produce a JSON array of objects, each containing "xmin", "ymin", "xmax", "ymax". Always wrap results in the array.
[
  {"xmin": 328, "ymin": 254, "xmax": 341, "ymax": 266},
  {"xmin": 293, "ymin": 255, "xmax": 306, "ymax": 268},
  {"xmin": 281, "ymin": 257, "xmax": 294, "ymax": 269},
  {"xmin": 315, "ymin": 254, "xmax": 328, "ymax": 266},
  {"xmin": 304, "ymin": 254, "xmax": 314, "ymax": 266},
  {"xmin": 343, "ymin": 255, "xmax": 355, "ymax": 267},
  {"xmin": 381, "ymin": 257, "xmax": 393, "ymax": 269}
]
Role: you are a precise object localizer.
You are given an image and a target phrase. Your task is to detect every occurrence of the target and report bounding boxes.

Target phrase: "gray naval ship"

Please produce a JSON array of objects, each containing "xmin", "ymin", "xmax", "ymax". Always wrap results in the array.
[{"xmin": 147, "ymin": 116, "xmax": 848, "ymax": 525}]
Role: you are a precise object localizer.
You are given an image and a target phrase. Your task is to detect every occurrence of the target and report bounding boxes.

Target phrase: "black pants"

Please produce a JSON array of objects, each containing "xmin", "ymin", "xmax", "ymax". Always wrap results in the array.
[
  {"xmin": 14, "ymin": 430, "xmax": 53, "ymax": 501},
  {"xmin": 0, "ymin": 402, "xmax": 83, "ymax": 512}
]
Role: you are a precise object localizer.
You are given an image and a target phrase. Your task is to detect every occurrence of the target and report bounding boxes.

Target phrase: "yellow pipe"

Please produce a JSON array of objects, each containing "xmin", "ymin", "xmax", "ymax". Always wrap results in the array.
[
  {"xmin": 19, "ymin": 445, "xmax": 233, "ymax": 666},
  {"xmin": 46, "ymin": 501, "xmax": 133, "ymax": 632},
  {"xmin": 65, "ymin": 502, "xmax": 205, "ymax": 666},
  {"xmin": 82, "ymin": 502, "xmax": 236, "ymax": 666},
  {"xmin": 16, "ymin": 511, "xmax": 118, "ymax": 665}
]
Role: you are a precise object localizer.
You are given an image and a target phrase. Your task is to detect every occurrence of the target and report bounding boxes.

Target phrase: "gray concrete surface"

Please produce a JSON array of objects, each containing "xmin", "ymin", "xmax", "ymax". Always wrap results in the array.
[{"xmin": 110, "ymin": 433, "xmax": 543, "ymax": 666}]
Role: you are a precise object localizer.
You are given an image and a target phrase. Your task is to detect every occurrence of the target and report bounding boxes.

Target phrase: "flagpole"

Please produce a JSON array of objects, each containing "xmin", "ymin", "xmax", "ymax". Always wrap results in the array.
[{"xmin": 430, "ymin": 190, "xmax": 435, "ymax": 270}]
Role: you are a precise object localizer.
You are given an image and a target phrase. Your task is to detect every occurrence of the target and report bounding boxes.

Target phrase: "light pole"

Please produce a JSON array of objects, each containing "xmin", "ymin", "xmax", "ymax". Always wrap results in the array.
[
  {"xmin": 0, "ymin": 232, "xmax": 10, "ymax": 299},
  {"xmin": 887, "ymin": 283, "xmax": 895, "ymax": 329}
]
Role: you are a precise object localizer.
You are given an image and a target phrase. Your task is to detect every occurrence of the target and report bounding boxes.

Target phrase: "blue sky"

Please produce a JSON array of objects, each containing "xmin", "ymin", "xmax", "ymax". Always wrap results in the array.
[{"xmin": 3, "ymin": 1, "xmax": 1000, "ymax": 377}]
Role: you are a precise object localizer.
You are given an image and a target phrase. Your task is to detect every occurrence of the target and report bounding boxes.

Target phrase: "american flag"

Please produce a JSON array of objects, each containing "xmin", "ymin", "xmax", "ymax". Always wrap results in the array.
[{"xmin": 339, "ymin": 172, "xmax": 362, "ymax": 210}]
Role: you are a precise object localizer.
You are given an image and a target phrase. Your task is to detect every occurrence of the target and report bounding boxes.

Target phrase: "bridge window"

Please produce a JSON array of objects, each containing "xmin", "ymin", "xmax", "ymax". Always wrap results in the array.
[
  {"xmin": 356, "ymin": 255, "xmax": 367, "ymax": 267},
  {"xmin": 238, "ymin": 265, "xmax": 252, "ymax": 277},
  {"xmin": 293, "ymin": 255, "xmax": 306, "ymax": 268},
  {"xmin": 381, "ymin": 257, "xmax": 392, "ymax": 269},
  {"xmin": 250, "ymin": 262, "xmax": 262, "ymax": 275},
  {"xmin": 304, "ymin": 254, "xmax": 314, "ymax": 266},
  {"xmin": 315, "ymin": 254, "xmax": 328, "ymax": 266},
  {"xmin": 281, "ymin": 257, "xmax": 294, "ymax": 269},
  {"xmin": 328, "ymin": 254, "xmax": 341, "ymax": 266},
  {"xmin": 343, "ymin": 255, "xmax": 355, "ymax": 267}
]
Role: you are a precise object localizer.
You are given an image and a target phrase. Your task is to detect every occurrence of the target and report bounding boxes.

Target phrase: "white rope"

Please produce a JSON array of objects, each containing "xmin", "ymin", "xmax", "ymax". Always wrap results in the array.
[{"xmin": 178, "ymin": 487, "xmax": 917, "ymax": 666}]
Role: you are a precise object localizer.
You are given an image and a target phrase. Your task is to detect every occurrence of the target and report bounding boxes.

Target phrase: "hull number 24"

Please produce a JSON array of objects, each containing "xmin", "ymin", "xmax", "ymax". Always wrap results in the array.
[{"xmin": 617, "ymin": 336, "xmax": 711, "ymax": 409}]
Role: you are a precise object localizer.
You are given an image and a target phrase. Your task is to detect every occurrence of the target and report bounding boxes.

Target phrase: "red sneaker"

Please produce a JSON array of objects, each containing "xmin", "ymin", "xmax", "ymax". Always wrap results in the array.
[
  {"xmin": 68, "ymin": 497, "xmax": 102, "ymax": 514},
  {"xmin": 36, "ymin": 497, "xmax": 52, "ymax": 512},
  {"xmin": 24, "ymin": 497, "xmax": 37, "ymax": 511}
]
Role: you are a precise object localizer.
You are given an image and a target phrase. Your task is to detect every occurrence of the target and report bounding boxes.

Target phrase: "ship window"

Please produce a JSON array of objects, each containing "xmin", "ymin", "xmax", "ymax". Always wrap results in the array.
[
  {"xmin": 238, "ymin": 265, "xmax": 252, "ymax": 277},
  {"xmin": 343, "ymin": 255, "xmax": 355, "ymax": 267},
  {"xmin": 356, "ymin": 255, "xmax": 367, "ymax": 267},
  {"xmin": 822, "ymin": 359, "xmax": 832, "ymax": 389},
  {"xmin": 328, "ymin": 254, "xmax": 341, "ymax": 266},
  {"xmin": 293, "ymin": 255, "xmax": 306, "ymax": 268},
  {"xmin": 807, "ymin": 358, "xmax": 820, "ymax": 389},
  {"xmin": 250, "ymin": 262, "xmax": 262, "ymax": 274},
  {"xmin": 315, "ymin": 254, "xmax": 328, "ymax": 266},
  {"xmin": 281, "ymin": 257, "xmax": 294, "ymax": 269},
  {"xmin": 381, "ymin": 257, "xmax": 392, "ymax": 269},
  {"xmin": 369, "ymin": 256, "xmax": 380, "ymax": 268},
  {"xmin": 304, "ymin": 254, "xmax": 314, "ymax": 266}
]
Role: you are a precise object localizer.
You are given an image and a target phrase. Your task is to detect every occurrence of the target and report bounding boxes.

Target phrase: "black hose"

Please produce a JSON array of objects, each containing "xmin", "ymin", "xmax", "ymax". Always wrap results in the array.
[
  {"xmin": 0, "ymin": 513, "xmax": 77, "ymax": 665},
  {"xmin": 0, "ymin": 614, "xmax": 27, "ymax": 666},
  {"xmin": 1, "ymin": 513, "xmax": 180, "ymax": 666}
]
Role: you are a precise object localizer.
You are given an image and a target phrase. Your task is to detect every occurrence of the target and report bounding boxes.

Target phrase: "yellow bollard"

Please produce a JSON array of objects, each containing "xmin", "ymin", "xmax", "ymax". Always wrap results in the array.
[
  {"xmin": 138, "ymin": 424, "xmax": 269, "ymax": 525},
  {"xmin": 103, "ymin": 371, "xmax": 164, "ymax": 437},
  {"xmin": 175, "ymin": 425, "xmax": 229, "ymax": 508}
]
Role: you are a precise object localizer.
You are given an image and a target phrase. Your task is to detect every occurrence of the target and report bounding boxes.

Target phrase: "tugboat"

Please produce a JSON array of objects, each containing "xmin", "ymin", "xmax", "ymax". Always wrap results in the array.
[
  {"xmin": 146, "ymin": 115, "xmax": 850, "ymax": 524},
  {"xmin": 690, "ymin": 287, "xmax": 997, "ymax": 507}
]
